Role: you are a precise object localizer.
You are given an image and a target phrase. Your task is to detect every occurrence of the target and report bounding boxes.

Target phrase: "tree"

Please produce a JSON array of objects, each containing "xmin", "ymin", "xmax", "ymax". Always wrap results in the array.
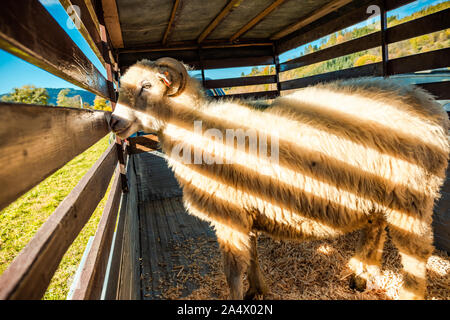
[
  {"xmin": 92, "ymin": 96, "xmax": 112, "ymax": 111},
  {"xmin": 1, "ymin": 85, "xmax": 49, "ymax": 105},
  {"xmin": 56, "ymin": 89, "xmax": 81, "ymax": 108}
]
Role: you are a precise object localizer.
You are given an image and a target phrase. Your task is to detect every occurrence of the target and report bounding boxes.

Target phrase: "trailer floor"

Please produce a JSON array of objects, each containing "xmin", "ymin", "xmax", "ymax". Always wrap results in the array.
[{"xmin": 132, "ymin": 151, "xmax": 450, "ymax": 300}]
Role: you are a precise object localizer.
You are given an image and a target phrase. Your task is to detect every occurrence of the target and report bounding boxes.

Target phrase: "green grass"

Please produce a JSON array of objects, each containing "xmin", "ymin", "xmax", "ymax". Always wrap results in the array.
[{"xmin": 0, "ymin": 135, "xmax": 113, "ymax": 300}]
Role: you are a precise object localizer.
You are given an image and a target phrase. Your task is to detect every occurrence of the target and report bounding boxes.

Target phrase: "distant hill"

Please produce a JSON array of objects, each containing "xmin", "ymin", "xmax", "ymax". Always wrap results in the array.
[
  {"xmin": 0, "ymin": 88, "xmax": 97, "ymax": 106},
  {"xmin": 44, "ymin": 88, "xmax": 96, "ymax": 106}
]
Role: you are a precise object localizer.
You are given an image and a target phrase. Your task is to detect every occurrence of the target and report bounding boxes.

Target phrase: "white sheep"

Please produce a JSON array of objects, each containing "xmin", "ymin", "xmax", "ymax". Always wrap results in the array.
[{"xmin": 109, "ymin": 58, "xmax": 449, "ymax": 300}]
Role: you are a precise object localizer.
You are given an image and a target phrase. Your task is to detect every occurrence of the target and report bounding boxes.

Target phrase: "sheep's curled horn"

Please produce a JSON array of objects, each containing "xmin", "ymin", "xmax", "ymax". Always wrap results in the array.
[{"xmin": 155, "ymin": 57, "xmax": 188, "ymax": 97}]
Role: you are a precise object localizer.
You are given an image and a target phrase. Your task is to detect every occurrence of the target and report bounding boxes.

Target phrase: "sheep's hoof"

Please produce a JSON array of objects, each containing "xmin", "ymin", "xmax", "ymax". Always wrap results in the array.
[
  {"xmin": 244, "ymin": 286, "xmax": 269, "ymax": 300},
  {"xmin": 349, "ymin": 274, "xmax": 367, "ymax": 292},
  {"xmin": 244, "ymin": 289, "xmax": 258, "ymax": 300}
]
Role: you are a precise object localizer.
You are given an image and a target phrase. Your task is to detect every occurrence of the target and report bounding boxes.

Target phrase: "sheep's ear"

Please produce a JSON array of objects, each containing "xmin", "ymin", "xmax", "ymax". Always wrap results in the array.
[
  {"xmin": 156, "ymin": 71, "xmax": 172, "ymax": 88},
  {"xmin": 155, "ymin": 57, "xmax": 187, "ymax": 97}
]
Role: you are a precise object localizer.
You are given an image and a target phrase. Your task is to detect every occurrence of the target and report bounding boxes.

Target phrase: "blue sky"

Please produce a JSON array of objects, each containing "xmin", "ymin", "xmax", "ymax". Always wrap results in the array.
[{"xmin": 0, "ymin": 0, "xmax": 446, "ymax": 94}]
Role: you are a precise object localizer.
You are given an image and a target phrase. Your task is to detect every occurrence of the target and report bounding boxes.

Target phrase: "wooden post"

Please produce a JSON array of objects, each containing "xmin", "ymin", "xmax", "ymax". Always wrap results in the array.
[
  {"xmin": 273, "ymin": 44, "xmax": 282, "ymax": 96},
  {"xmin": 198, "ymin": 47, "xmax": 206, "ymax": 88},
  {"xmin": 98, "ymin": 11, "xmax": 128, "ymax": 193},
  {"xmin": 380, "ymin": 0, "xmax": 389, "ymax": 77}
]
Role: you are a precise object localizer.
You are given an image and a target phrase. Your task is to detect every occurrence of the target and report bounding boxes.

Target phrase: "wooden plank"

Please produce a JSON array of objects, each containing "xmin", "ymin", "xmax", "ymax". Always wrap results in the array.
[
  {"xmin": 101, "ymin": 0, "xmax": 124, "ymax": 48},
  {"xmin": 278, "ymin": 8, "xmax": 449, "ymax": 72},
  {"xmin": 387, "ymin": 8, "xmax": 450, "ymax": 44},
  {"xmin": 276, "ymin": 0, "xmax": 416, "ymax": 54},
  {"xmin": 119, "ymin": 40, "xmax": 273, "ymax": 53},
  {"xmin": 128, "ymin": 135, "xmax": 160, "ymax": 155},
  {"xmin": 162, "ymin": 0, "xmax": 182, "ymax": 45},
  {"xmin": 280, "ymin": 62, "xmax": 383, "ymax": 90},
  {"xmin": 0, "ymin": 0, "xmax": 113, "ymax": 100},
  {"xmin": 197, "ymin": 0, "xmax": 243, "ymax": 43},
  {"xmin": 212, "ymin": 90, "xmax": 279, "ymax": 100},
  {"xmin": 102, "ymin": 153, "xmax": 129, "ymax": 299},
  {"xmin": 230, "ymin": 0, "xmax": 286, "ymax": 42},
  {"xmin": 276, "ymin": 1, "xmax": 375, "ymax": 54},
  {"xmin": 58, "ymin": 0, "xmax": 106, "ymax": 66},
  {"xmin": 203, "ymin": 55, "xmax": 275, "ymax": 69},
  {"xmin": 102, "ymin": 188, "xmax": 128, "ymax": 299},
  {"xmin": 417, "ymin": 81, "xmax": 450, "ymax": 100},
  {"xmin": 117, "ymin": 156, "xmax": 141, "ymax": 299},
  {"xmin": 204, "ymin": 75, "xmax": 277, "ymax": 89},
  {"xmin": 71, "ymin": 166, "xmax": 122, "ymax": 300},
  {"xmin": 271, "ymin": 0, "xmax": 352, "ymax": 40},
  {"xmin": 387, "ymin": 48, "xmax": 450, "ymax": 75},
  {"xmin": 0, "ymin": 103, "xmax": 110, "ymax": 212},
  {"xmin": 433, "ymin": 190, "xmax": 450, "ymax": 253},
  {"xmin": 0, "ymin": 143, "xmax": 117, "ymax": 300},
  {"xmin": 280, "ymin": 32, "xmax": 380, "ymax": 72}
]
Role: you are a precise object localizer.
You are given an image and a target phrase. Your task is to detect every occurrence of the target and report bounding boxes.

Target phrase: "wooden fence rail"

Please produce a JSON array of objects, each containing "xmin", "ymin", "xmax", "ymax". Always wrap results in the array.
[
  {"xmin": 71, "ymin": 165, "xmax": 123, "ymax": 300},
  {"xmin": 0, "ymin": 142, "xmax": 117, "ymax": 300},
  {"xmin": 0, "ymin": 103, "xmax": 111, "ymax": 211},
  {"xmin": 0, "ymin": 0, "xmax": 114, "ymax": 101}
]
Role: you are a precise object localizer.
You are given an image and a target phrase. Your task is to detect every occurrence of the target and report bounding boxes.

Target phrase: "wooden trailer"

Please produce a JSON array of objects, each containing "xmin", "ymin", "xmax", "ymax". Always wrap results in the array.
[{"xmin": 0, "ymin": 0, "xmax": 449, "ymax": 300}]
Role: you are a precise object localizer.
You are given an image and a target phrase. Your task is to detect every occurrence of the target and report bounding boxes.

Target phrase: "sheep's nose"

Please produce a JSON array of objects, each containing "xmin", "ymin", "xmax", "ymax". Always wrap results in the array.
[{"xmin": 109, "ymin": 115, "xmax": 120, "ymax": 130}]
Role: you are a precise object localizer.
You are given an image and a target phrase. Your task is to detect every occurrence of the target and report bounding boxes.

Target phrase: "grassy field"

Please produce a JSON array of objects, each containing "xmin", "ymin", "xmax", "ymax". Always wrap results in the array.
[{"xmin": 0, "ymin": 135, "xmax": 112, "ymax": 300}]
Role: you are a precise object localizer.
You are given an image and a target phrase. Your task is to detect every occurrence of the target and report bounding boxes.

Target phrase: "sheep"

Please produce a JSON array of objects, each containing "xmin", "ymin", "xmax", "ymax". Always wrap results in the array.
[{"xmin": 109, "ymin": 57, "xmax": 450, "ymax": 300}]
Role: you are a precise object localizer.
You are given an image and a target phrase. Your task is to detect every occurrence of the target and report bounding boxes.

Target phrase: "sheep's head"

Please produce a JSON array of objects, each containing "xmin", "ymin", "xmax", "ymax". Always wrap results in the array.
[{"xmin": 110, "ymin": 57, "xmax": 188, "ymax": 138}]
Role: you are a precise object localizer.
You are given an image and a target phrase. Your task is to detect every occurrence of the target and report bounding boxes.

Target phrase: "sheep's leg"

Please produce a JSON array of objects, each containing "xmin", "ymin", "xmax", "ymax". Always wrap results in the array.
[
  {"xmin": 387, "ymin": 215, "xmax": 433, "ymax": 300},
  {"xmin": 244, "ymin": 233, "xmax": 268, "ymax": 300},
  {"xmin": 215, "ymin": 224, "xmax": 251, "ymax": 300},
  {"xmin": 348, "ymin": 217, "xmax": 386, "ymax": 292}
]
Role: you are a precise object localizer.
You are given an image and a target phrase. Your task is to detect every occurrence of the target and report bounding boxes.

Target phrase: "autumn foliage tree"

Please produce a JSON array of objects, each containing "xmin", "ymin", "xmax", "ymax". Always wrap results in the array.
[
  {"xmin": 92, "ymin": 96, "xmax": 112, "ymax": 111},
  {"xmin": 1, "ymin": 85, "xmax": 49, "ymax": 105}
]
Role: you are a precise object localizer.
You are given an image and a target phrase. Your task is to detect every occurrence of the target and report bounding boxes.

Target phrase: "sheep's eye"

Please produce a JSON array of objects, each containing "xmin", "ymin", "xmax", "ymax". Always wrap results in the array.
[{"xmin": 141, "ymin": 81, "xmax": 152, "ymax": 90}]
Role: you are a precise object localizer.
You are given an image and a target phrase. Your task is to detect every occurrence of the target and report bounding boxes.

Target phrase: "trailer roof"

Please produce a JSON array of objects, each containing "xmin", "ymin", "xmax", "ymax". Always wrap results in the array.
[{"xmin": 105, "ymin": 0, "xmax": 368, "ymax": 52}]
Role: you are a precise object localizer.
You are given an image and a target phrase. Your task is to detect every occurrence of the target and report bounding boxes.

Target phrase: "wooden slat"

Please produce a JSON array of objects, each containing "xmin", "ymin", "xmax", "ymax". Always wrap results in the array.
[
  {"xmin": 203, "ymin": 55, "xmax": 275, "ymax": 69},
  {"xmin": 276, "ymin": 0, "xmax": 416, "ymax": 54},
  {"xmin": 117, "ymin": 156, "xmax": 141, "ymax": 299},
  {"xmin": 212, "ymin": 90, "xmax": 279, "ymax": 100},
  {"xmin": 197, "ymin": 0, "xmax": 243, "ymax": 43},
  {"xmin": 276, "ymin": 1, "xmax": 374, "ymax": 54},
  {"xmin": 204, "ymin": 75, "xmax": 277, "ymax": 89},
  {"xmin": 417, "ymin": 81, "xmax": 450, "ymax": 100},
  {"xmin": 119, "ymin": 40, "xmax": 273, "ymax": 53},
  {"xmin": 0, "ymin": 0, "xmax": 113, "ymax": 100},
  {"xmin": 0, "ymin": 143, "xmax": 117, "ymax": 300},
  {"xmin": 59, "ymin": 0, "xmax": 105, "ymax": 66},
  {"xmin": 102, "ymin": 189, "xmax": 128, "ymax": 299},
  {"xmin": 162, "ymin": 0, "xmax": 182, "ymax": 45},
  {"xmin": 280, "ymin": 62, "xmax": 383, "ymax": 90},
  {"xmin": 387, "ymin": 8, "xmax": 450, "ymax": 44},
  {"xmin": 230, "ymin": 0, "xmax": 286, "ymax": 42},
  {"xmin": 101, "ymin": 0, "xmax": 124, "ymax": 49},
  {"xmin": 0, "ymin": 103, "xmax": 110, "ymax": 212},
  {"xmin": 280, "ymin": 32, "xmax": 380, "ymax": 72},
  {"xmin": 387, "ymin": 48, "xmax": 450, "ymax": 75},
  {"xmin": 127, "ymin": 135, "xmax": 160, "ymax": 155},
  {"xmin": 280, "ymin": 8, "xmax": 450, "ymax": 73},
  {"xmin": 71, "ymin": 166, "xmax": 122, "ymax": 299},
  {"xmin": 271, "ymin": 0, "xmax": 352, "ymax": 40}
]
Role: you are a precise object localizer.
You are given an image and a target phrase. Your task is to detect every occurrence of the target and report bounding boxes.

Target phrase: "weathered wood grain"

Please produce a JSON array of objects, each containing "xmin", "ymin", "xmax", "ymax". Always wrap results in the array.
[
  {"xmin": 117, "ymin": 156, "xmax": 141, "ymax": 299},
  {"xmin": 0, "ymin": 0, "xmax": 113, "ymax": 100},
  {"xmin": 58, "ymin": 0, "xmax": 105, "ymax": 66},
  {"xmin": 0, "ymin": 103, "xmax": 110, "ymax": 211},
  {"xmin": 271, "ymin": 0, "xmax": 352, "ymax": 40},
  {"xmin": 128, "ymin": 135, "xmax": 160, "ymax": 155},
  {"xmin": 71, "ymin": 166, "xmax": 122, "ymax": 300},
  {"xmin": 0, "ymin": 143, "xmax": 117, "ymax": 300},
  {"xmin": 230, "ymin": 0, "xmax": 286, "ymax": 41},
  {"xmin": 205, "ymin": 75, "xmax": 277, "ymax": 89}
]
